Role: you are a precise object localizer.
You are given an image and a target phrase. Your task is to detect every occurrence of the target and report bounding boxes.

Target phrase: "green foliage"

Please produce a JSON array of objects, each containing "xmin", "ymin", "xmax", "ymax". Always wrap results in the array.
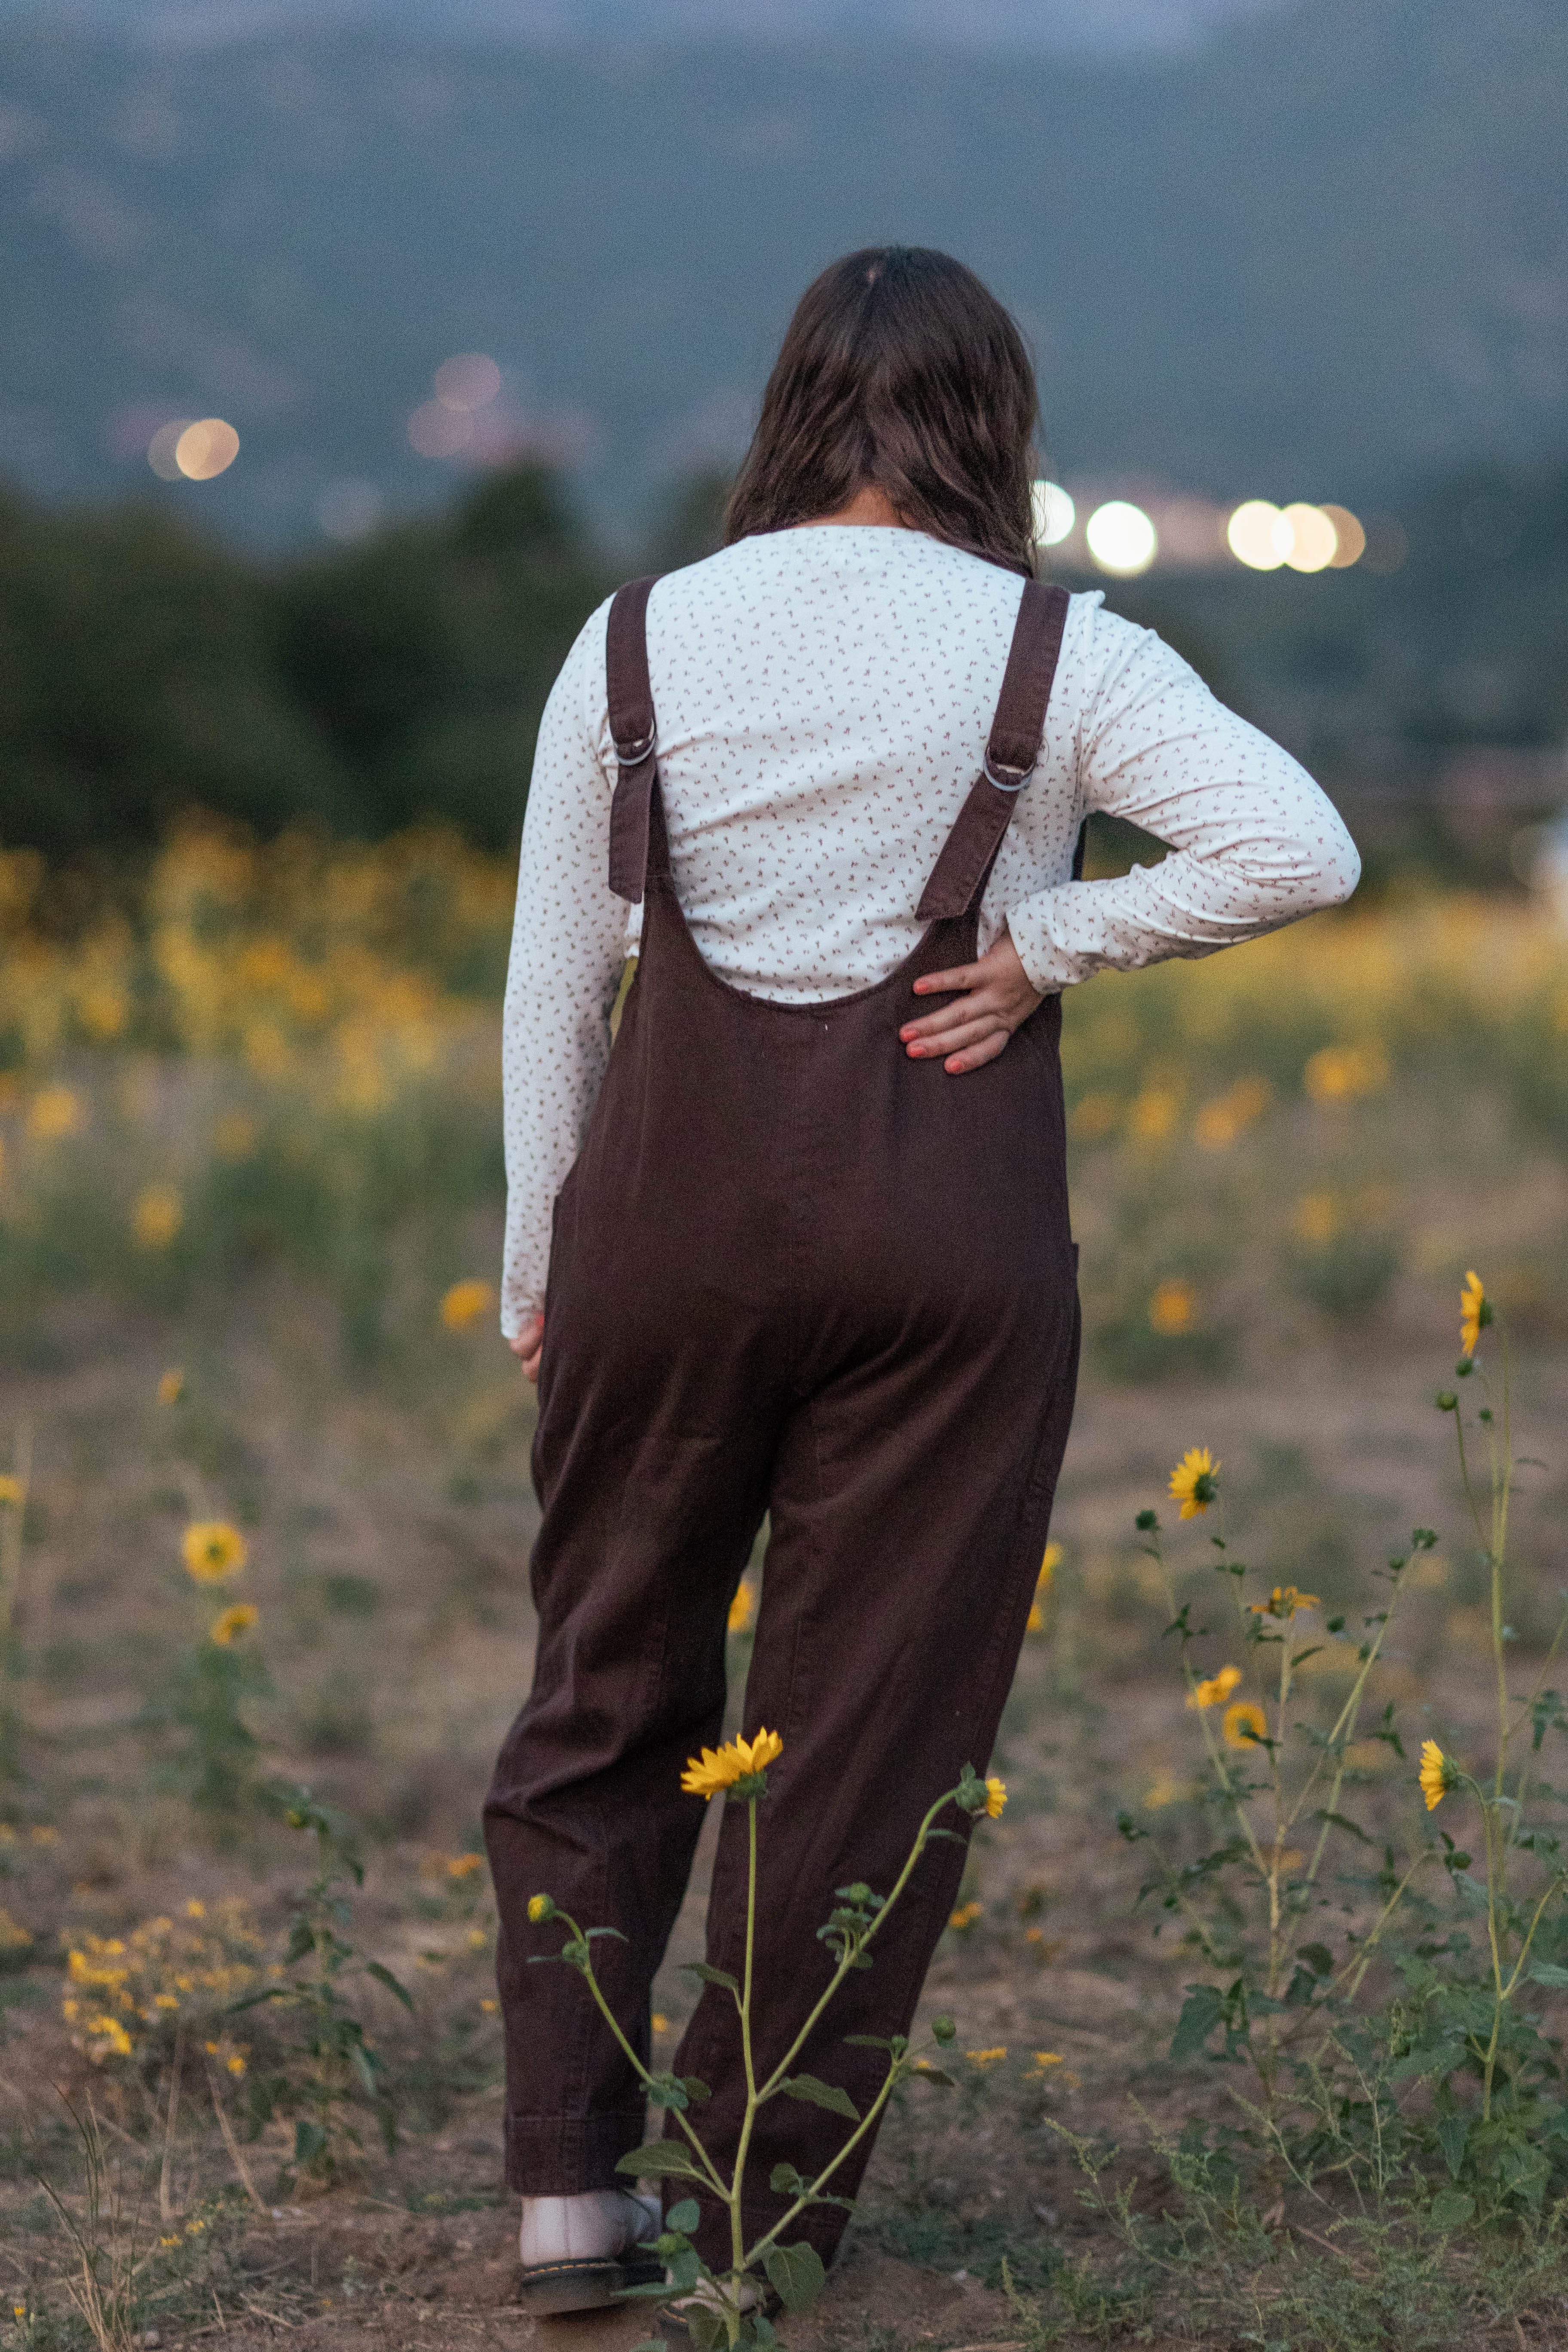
[
  {"xmin": 1115, "ymin": 1286, "xmax": 1568, "ymax": 2315},
  {"xmin": 229, "ymin": 1792, "xmax": 412, "ymax": 2185},
  {"xmin": 162, "ymin": 1639, "xmax": 270, "ymax": 1843},
  {"xmin": 542, "ymin": 1757, "xmax": 987, "ymax": 2347},
  {"xmin": 0, "ymin": 462, "xmax": 614, "ymax": 860}
]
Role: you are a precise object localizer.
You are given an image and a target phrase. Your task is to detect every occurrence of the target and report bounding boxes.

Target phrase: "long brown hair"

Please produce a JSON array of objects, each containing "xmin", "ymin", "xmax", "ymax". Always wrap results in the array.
[{"xmin": 724, "ymin": 248, "xmax": 1039, "ymax": 576}]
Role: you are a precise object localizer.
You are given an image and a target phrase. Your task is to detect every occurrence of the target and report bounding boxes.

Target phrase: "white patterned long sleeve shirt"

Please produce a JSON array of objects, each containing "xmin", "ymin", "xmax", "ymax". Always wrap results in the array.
[{"xmin": 499, "ymin": 524, "xmax": 1359, "ymax": 1333}]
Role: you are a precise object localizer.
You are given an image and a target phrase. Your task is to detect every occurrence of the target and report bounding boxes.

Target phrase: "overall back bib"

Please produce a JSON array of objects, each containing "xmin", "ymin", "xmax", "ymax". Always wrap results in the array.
[{"xmin": 485, "ymin": 572, "xmax": 1081, "ymax": 2270}]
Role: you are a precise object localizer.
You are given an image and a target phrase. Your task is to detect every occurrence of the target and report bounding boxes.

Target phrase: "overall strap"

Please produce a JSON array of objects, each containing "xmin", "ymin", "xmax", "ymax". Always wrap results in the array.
[
  {"xmin": 606, "ymin": 574, "xmax": 662, "ymax": 903},
  {"xmin": 916, "ymin": 579, "xmax": 1070, "ymax": 922}
]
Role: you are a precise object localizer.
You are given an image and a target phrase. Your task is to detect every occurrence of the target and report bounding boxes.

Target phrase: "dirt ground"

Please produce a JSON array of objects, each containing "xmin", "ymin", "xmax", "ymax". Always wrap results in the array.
[{"xmin": 2, "ymin": 1237, "xmax": 1567, "ymax": 2347}]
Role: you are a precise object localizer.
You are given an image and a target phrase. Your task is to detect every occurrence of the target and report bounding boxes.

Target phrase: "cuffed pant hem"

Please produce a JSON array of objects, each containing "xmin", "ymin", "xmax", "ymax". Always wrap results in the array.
[{"xmin": 503, "ymin": 2108, "xmax": 652, "ymax": 2196}]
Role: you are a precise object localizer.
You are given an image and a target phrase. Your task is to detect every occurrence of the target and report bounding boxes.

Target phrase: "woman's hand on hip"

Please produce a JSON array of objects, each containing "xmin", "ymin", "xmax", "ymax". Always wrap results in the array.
[
  {"xmin": 509, "ymin": 1314, "xmax": 544, "ymax": 1384},
  {"xmin": 899, "ymin": 928, "xmax": 1045, "ymax": 1074}
]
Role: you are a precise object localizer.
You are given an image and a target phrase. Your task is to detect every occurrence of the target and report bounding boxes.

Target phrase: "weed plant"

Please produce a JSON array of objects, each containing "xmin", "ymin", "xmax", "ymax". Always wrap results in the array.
[
  {"xmin": 530, "ymin": 1741, "xmax": 1008, "ymax": 2349},
  {"xmin": 1004, "ymin": 1272, "xmax": 1568, "ymax": 2347}
]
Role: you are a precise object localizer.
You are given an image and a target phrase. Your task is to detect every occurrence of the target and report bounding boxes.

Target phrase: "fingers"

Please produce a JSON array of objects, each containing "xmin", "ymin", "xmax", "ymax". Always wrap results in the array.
[
  {"xmin": 904, "ymin": 1009, "xmax": 1008, "ymax": 1058},
  {"xmin": 510, "ymin": 1313, "xmax": 544, "ymax": 1381},
  {"xmin": 942, "ymin": 1029, "xmax": 1011, "ymax": 1075},
  {"xmin": 902, "ymin": 988, "xmax": 1010, "ymax": 1046},
  {"xmin": 910, "ymin": 963, "xmax": 980, "ymax": 999}
]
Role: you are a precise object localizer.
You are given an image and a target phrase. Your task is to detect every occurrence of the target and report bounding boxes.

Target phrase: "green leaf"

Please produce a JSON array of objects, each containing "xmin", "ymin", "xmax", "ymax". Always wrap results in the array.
[
  {"xmin": 665, "ymin": 2198, "xmax": 701, "ymax": 2234},
  {"xmin": 615, "ymin": 2143, "xmax": 705, "ymax": 2179},
  {"xmin": 1436, "ymin": 2114, "xmax": 1470, "ymax": 2179},
  {"xmin": 763, "ymin": 2240, "xmax": 827, "ymax": 2312},
  {"xmin": 842, "ymin": 2035, "xmax": 893, "ymax": 2050},
  {"xmin": 1170, "ymin": 1984, "xmax": 1225, "ymax": 2061},
  {"xmin": 687, "ymin": 2308, "xmax": 729, "ymax": 2352},
  {"xmin": 1530, "ymin": 1961, "xmax": 1568, "ymax": 1988},
  {"xmin": 1430, "ymin": 2188, "xmax": 1475, "ymax": 2231},
  {"xmin": 365, "ymin": 1960, "xmax": 414, "ymax": 2011},
  {"xmin": 681, "ymin": 1962, "xmax": 741, "ymax": 1994},
  {"xmin": 680, "ymin": 2077, "xmax": 713, "ymax": 2103},
  {"xmin": 293, "ymin": 2119, "xmax": 329, "ymax": 2168},
  {"xmin": 909, "ymin": 2064, "xmax": 956, "ymax": 2088},
  {"xmin": 587, "ymin": 1926, "xmax": 629, "ymax": 1942},
  {"xmin": 1296, "ymin": 1943, "xmax": 1333, "ymax": 1978},
  {"xmin": 776, "ymin": 2073, "xmax": 859, "ymax": 2121},
  {"xmin": 1313, "ymin": 1810, "xmax": 1371, "ymax": 1843},
  {"xmin": 769, "ymin": 2163, "xmax": 803, "ymax": 2194}
]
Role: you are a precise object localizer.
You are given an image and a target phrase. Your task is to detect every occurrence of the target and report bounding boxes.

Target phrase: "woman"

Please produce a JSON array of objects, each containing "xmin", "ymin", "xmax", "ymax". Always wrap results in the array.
[{"xmin": 484, "ymin": 247, "xmax": 1359, "ymax": 2315}]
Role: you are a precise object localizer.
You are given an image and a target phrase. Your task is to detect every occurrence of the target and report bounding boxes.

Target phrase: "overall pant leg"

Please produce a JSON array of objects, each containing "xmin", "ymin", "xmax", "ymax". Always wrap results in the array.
[
  {"xmin": 671, "ymin": 1275, "xmax": 1081, "ymax": 2272},
  {"xmin": 483, "ymin": 1283, "xmax": 785, "ymax": 2193}
]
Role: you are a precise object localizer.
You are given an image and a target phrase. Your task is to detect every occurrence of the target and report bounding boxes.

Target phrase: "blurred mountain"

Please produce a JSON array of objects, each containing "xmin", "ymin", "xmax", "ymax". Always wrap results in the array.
[
  {"xmin": 0, "ymin": 0, "xmax": 1302, "ymax": 57},
  {"xmin": 0, "ymin": 0, "xmax": 1562, "ymax": 546}
]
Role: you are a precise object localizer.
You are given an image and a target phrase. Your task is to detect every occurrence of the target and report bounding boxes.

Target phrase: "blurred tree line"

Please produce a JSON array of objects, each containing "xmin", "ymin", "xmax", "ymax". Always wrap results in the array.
[
  {"xmin": 1, "ymin": 454, "xmax": 1564, "ymax": 881},
  {"xmin": 0, "ymin": 463, "xmax": 615, "ymax": 861}
]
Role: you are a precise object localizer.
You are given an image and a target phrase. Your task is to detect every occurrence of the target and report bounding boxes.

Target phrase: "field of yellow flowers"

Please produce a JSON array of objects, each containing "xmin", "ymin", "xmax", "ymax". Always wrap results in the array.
[{"xmin": 1, "ymin": 825, "xmax": 1567, "ymax": 2349}]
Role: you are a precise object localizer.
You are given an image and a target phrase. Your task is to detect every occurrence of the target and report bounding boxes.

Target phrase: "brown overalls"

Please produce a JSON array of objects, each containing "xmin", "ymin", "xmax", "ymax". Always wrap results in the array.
[{"xmin": 484, "ymin": 570, "xmax": 1080, "ymax": 2273}]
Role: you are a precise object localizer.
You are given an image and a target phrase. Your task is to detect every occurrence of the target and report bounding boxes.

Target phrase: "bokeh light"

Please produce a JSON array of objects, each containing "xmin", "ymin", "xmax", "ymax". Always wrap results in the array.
[
  {"xmin": 147, "ymin": 420, "xmax": 194, "ymax": 481},
  {"xmin": 434, "ymin": 353, "xmax": 502, "ymax": 413},
  {"xmin": 1321, "ymin": 504, "xmax": 1367, "ymax": 567},
  {"xmin": 408, "ymin": 401, "xmax": 471, "ymax": 459},
  {"xmin": 1085, "ymin": 500, "xmax": 1157, "ymax": 576},
  {"xmin": 1227, "ymin": 500, "xmax": 1290, "ymax": 570},
  {"xmin": 1282, "ymin": 502, "xmax": 1338, "ymax": 573},
  {"xmin": 173, "ymin": 420, "xmax": 240, "ymax": 481},
  {"xmin": 1031, "ymin": 479, "xmax": 1075, "ymax": 547}
]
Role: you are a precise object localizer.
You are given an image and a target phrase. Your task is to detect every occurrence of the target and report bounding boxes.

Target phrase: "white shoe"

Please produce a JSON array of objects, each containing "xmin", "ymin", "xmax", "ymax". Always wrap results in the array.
[{"xmin": 517, "ymin": 2188, "xmax": 663, "ymax": 2315}]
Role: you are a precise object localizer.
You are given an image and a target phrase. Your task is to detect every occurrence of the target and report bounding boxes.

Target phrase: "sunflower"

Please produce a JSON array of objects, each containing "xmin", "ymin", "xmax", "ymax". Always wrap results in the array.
[
  {"xmin": 1186, "ymin": 1664, "xmax": 1242, "ymax": 1710},
  {"xmin": 1222, "ymin": 1700, "xmax": 1268, "ymax": 1750},
  {"xmin": 984, "ymin": 1775, "xmax": 1008, "ymax": 1819},
  {"xmin": 680, "ymin": 1727, "xmax": 783, "ymax": 1801},
  {"xmin": 1459, "ymin": 1271, "xmax": 1489, "ymax": 1359},
  {"xmin": 727, "ymin": 1580, "xmax": 756, "ymax": 1635},
  {"xmin": 441, "ymin": 1279, "xmax": 494, "ymax": 1330},
  {"xmin": 182, "ymin": 1522, "xmax": 248, "ymax": 1583},
  {"xmin": 210, "ymin": 1603, "xmax": 258, "ymax": 1646},
  {"xmin": 132, "ymin": 1184, "xmax": 182, "ymax": 1250},
  {"xmin": 1248, "ymin": 1586, "xmax": 1320, "ymax": 1620},
  {"xmin": 1418, "ymin": 1739, "xmax": 1452, "ymax": 1812},
  {"xmin": 1168, "ymin": 1447, "xmax": 1220, "ymax": 1518}
]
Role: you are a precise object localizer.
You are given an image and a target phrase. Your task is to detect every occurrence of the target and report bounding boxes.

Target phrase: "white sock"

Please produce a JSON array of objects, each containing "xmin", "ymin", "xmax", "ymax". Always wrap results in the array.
[
  {"xmin": 519, "ymin": 2189, "xmax": 662, "ymax": 2266},
  {"xmin": 670, "ymin": 2275, "xmax": 758, "ymax": 2314}
]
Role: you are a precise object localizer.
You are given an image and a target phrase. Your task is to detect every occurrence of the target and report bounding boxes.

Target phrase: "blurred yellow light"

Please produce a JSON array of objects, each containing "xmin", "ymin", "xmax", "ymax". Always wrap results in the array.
[
  {"xmin": 1283, "ymin": 503, "xmax": 1337, "ymax": 573},
  {"xmin": 1031, "ymin": 479, "xmax": 1075, "ymax": 547},
  {"xmin": 1227, "ymin": 500, "xmax": 1288, "ymax": 570},
  {"xmin": 1321, "ymin": 504, "xmax": 1366, "ymax": 567},
  {"xmin": 408, "ymin": 401, "xmax": 471, "ymax": 459},
  {"xmin": 147, "ymin": 420, "xmax": 193, "ymax": 481},
  {"xmin": 434, "ymin": 353, "xmax": 502, "ymax": 413},
  {"xmin": 1085, "ymin": 500, "xmax": 1156, "ymax": 576},
  {"xmin": 174, "ymin": 420, "xmax": 240, "ymax": 481}
]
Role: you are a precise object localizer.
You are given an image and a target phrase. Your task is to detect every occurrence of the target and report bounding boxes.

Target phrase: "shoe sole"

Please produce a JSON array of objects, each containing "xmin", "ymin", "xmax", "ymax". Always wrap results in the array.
[{"xmin": 516, "ymin": 2251, "xmax": 664, "ymax": 2315}]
